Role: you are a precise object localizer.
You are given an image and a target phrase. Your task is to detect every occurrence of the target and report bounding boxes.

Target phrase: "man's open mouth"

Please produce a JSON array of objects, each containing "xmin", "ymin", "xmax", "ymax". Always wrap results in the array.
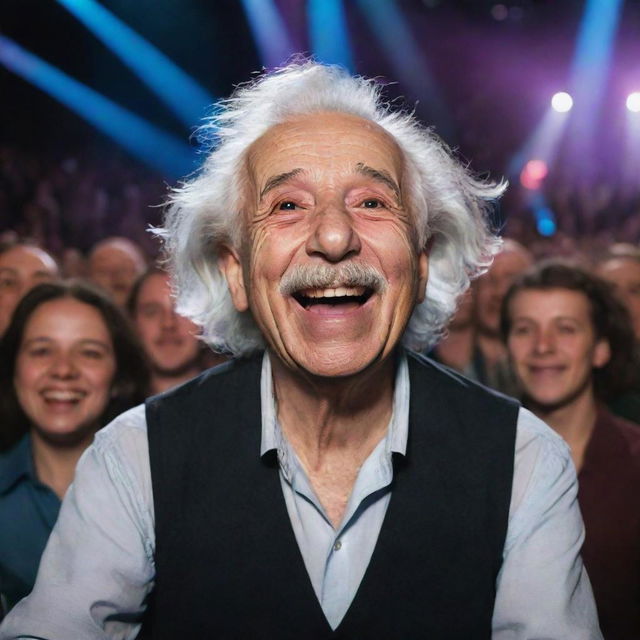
[{"xmin": 292, "ymin": 286, "xmax": 373, "ymax": 309}]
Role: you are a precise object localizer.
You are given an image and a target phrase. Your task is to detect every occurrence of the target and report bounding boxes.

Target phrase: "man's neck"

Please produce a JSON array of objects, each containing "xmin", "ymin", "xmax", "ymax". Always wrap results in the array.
[
  {"xmin": 528, "ymin": 390, "xmax": 598, "ymax": 473},
  {"xmin": 151, "ymin": 367, "xmax": 202, "ymax": 394},
  {"xmin": 271, "ymin": 351, "xmax": 396, "ymax": 527}
]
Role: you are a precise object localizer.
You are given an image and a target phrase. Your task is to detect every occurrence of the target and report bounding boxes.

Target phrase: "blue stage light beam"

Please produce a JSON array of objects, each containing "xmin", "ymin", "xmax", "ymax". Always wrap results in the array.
[
  {"xmin": 56, "ymin": 0, "xmax": 213, "ymax": 129},
  {"xmin": 240, "ymin": 0, "xmax": 296, "ymax": 69},
  {"xmin": 568, "ymin": 0, "xmax": 624, "ymax": 171},
  {"xmin": 354, "ymin": 0, "xmax": 453, "ymax": 139},
  {"xmin": 0, "ymin": 36, "xmax": 196, "ymax": 178},
  {"xmin": 308, "ymin": 0, "xmax": 354, "ymax": 70}
]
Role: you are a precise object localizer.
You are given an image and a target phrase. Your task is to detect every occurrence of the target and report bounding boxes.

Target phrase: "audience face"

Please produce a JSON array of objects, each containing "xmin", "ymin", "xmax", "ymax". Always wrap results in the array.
[
  {"xmin": 220, "ymin": 112, "xmax": 428, "ymax": 378},
  {"xmin": 596, "ymin": 257, "xmax": 640, "ymax": 341},
  {"xmin": 475, "ymin": 246, "xmax": 532, "ymax": 337},
  {"xmin": 14, "ymin": 297, "xmax": 116, "ymax": 446},
  {"xmin": 133, "ymin": 272, "xmax": 201, "ymax": 377},
  {"xmin": 0, "ymin": 245, "xmax": 58, "ymax": 336},
  {"xmin": 506, "ymin": 288, "xmax": 610, "ymax": 411},
  {"xmin": 88, "ymin": 241, "xmax": 145, "ymax": 307}
]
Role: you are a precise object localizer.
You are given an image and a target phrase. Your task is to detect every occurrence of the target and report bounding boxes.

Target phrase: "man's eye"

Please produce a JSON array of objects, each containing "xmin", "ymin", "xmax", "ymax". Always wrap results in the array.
[
  {"xmin": 361, "ymin": 199, "xmax": 383, "ymax": 209},
  {"xmin": 278, "ymin": 201, "xmax": 298, "ymax": 211}
]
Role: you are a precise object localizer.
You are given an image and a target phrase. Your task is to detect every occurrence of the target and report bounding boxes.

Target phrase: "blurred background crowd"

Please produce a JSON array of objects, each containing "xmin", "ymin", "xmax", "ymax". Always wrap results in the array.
[{"xmin": 1, "ymin": 0, "xmax": 640, "ymax": 636}]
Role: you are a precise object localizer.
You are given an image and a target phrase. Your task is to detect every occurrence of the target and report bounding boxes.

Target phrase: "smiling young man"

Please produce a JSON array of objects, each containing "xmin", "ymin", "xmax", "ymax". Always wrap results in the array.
[
  {"xmin": 502, "ymin": 261, "xmax": 640, "ymax": 639},
  {"xmin": 128, "ymin": 268, "xmax": 215, "ymax": 395},
  {"xmin": 1, "ymin": 63, "xmax": 601, "ymax": 639}
]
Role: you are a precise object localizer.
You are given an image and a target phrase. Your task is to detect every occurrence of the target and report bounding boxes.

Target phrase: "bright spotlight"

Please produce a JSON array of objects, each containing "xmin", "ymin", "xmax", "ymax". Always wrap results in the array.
[
  {"xmin": 551, "ymin": 92, "xmax": 573, "ymax": 112},
  {"xmin": 627, "ymin": 92, "xmax": 640, "ymax": 113}
]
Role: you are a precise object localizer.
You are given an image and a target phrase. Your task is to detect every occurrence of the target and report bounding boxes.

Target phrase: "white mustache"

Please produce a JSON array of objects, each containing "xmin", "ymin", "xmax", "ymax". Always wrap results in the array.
[{"xmin": 280, "ymin": 263, "xmax": 387, "ymax": 296}]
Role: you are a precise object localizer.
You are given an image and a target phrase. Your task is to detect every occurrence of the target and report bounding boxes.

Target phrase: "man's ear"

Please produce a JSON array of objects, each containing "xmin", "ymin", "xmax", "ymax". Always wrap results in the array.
[
  {"xmin": 415, "ymin": 238, "xmax": 432, "ymax": 304},
  {"xmin": 218, "ymin": 245, "xmax": 249, "ymax": 312},
  {"xmin": 592, "ymin": 338, "xmax": 611, "ymax": 369}
]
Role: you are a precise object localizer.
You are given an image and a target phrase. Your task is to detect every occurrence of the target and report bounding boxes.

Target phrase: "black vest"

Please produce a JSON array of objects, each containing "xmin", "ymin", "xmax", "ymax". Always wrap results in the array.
[{"xmin": 141, "ymin": 352, "xmax": 518, "ymax": 639}]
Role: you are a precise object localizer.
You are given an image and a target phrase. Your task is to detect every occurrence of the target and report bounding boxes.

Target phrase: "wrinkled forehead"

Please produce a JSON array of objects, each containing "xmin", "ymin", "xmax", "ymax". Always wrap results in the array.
[{"xmin": 244, "ymin": 111, "xmax": 407, "ymax": 197}]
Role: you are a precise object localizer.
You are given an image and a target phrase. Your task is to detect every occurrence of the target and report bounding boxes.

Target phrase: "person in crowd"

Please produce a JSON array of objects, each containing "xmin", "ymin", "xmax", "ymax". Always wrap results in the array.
[
  {"xmin": 473, "ymin": 238, "xmax": 532, "ymax": 393},
  {"xmin": 594, "ymin": 244, "xmax": 640, "ymax": 424},
  {"xmin": 595, "ymin": 244, "xmax": 640, "ymax": 340},
  {"xmin": 1, "ymin": 61, "xmax": 601, "ymax": 638},
  {"xmin": 429, "ymin": 287, "xmax": 480, "ymax": 377},
  {"xmin": 0, "ymin": 242, "xmax": 58, "ymax": 337},
  {"xmin": 59, "ymin": 247, "xmax": 87, "ymax": 279},
  {"xmin": 128, "ymin": 268, "xmax": 224, "ymax": 395},
  {"xmin": 502, "ymin": 261, "xmax": 640, "ymax": 639},
  {"xmin": 0, "ymin": 281, "xmax": 149, "ymax": 613},
  {"xmin": 87, "ymin": 237, "xmax": 146, "ymax": 308}
]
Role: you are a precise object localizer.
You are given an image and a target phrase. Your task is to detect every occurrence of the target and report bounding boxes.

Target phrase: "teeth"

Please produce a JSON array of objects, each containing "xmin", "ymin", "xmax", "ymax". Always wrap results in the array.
[
  {"xmin": 300, "ymin": 286, "xmax": 366, "ymax": 299},
  {"xmin": 42, "ymin": 390, "xmax": 84, "ymax": 401}
]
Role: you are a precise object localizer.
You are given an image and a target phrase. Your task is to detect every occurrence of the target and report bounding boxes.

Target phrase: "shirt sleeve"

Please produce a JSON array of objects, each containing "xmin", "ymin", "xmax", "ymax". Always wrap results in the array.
[
  {"xmin": 0, "ymin": 405, "xmax": 154, "ymax": 640},
  {"xmin": 492, "ymin": 407, "xmax": 603, "ymax": 639}
]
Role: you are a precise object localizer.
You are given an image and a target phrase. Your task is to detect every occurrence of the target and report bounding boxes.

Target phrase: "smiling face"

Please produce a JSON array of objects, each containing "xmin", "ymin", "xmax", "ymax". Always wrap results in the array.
[
  {"xmin": 219, "ymin": 111, "xmax": 428, "ymax": 378},
  {"xmin": 506, "ymin": 288, "xmax": 610, "ymax": 412},
  {"xmin": 133, "ymin": 272, "xmax": 201, "ymax": 377},
  {"xmin": 14, "ymin": 297, "xmax": 117, "ymax": 445}
]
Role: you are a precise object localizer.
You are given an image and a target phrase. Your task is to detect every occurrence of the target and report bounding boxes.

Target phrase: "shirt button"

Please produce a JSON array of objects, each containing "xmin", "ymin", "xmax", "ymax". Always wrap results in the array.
[{"xmin": 334, "ymin": 540, "xmax": 342, "ymax": 551}]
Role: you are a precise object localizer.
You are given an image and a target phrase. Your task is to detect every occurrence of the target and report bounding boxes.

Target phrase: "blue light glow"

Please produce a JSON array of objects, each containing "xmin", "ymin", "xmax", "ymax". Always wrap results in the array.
[
  {"xmin": 354, "ymin": 0, "xmax": 453, "ymax": 139},
  {"xmin": 240, "ymin": 0, "xmax": 296, "ymax": 69},
  {"xmin": 568, "ymin": 0, "xmax": 623, "ymax": 168},
  {"xmin": 0, "ymin": 36, "xmax": 196, "ymax": 178},
  {"xmin": 309, "ymin": 0, "xmax": 354, "ymax": 70},
  {"xmin": 531, "ymin": 194, "xmax": 557, "ymax": 237},
  {"xmin": 57, "ymin": 0, "xmax": 214, "ymax": 129}
]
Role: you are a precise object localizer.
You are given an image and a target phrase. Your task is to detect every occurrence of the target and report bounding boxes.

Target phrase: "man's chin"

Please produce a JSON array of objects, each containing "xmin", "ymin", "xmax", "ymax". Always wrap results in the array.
[{"xmin": 273, "ymin": 343, "xmax": 391, "ymax": 380}]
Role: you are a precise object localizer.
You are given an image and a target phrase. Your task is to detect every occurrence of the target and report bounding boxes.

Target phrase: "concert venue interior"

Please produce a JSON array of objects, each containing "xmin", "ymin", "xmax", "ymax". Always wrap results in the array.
[{"xmin": 2, "ymin": 0, "xmax": 639, "ymax": 255}]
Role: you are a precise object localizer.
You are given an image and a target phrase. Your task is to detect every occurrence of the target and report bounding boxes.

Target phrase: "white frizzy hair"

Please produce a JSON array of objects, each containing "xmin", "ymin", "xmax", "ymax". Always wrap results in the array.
[{"xmin": 158, "ymin": 60, "xmax": 505, "ymax": 356}]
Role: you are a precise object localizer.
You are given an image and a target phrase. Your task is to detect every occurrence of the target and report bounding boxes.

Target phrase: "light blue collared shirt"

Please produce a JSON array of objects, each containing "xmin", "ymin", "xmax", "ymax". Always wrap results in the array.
[
  {"xmin": 0, "ymin": 352, "xmax": 602, "ymax": 639},
  {"xmin": 261, "ymin": 353, "xmax": 409, "ymax": 628}
]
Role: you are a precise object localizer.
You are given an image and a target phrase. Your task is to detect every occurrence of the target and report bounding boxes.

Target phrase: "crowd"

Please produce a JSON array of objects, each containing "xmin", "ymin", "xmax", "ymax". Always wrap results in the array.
[
  {"xmin": 0, "ymin": 64, "xmax": 639, "ymax": 637},
  {"xmin": 2, "ymin": 211, "xmax": 639, "ymax": 637},
  {"xmin": 0, "ymin": 236, "xmax": 227, "ymax": 614}
]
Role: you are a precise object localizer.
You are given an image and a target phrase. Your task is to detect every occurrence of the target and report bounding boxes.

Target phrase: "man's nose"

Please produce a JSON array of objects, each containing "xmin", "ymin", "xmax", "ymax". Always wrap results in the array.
[
  {"xmin": 533, "ymin": 329, "xmax": 555, "ymax": 355},
  {"xmin": 305, "ymin": 204, "xmax": 361, "ymax": 262}
]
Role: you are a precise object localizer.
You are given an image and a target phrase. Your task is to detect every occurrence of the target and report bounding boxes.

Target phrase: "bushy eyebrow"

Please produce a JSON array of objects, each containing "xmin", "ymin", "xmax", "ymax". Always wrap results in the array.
[
  {"xmin": 258, "ymin": 164, "xmax": 401, "ymax": 201},
  {"xmin": 260, "ymin": 168, "xmax": 304, "ymax": 199},
  {"xmin": 355, "ymin": 163, "xmax": 401, "ymax": 201}
]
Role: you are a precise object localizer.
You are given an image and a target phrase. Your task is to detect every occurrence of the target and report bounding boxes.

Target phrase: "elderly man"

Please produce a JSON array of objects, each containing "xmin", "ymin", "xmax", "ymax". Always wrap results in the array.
[{"xmin": 0, "ymin": 63, "xmax": 600, "ymax": 639}]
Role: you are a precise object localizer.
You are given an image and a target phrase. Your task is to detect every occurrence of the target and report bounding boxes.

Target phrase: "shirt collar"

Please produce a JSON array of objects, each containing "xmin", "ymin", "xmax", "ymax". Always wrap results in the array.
[
  {"xmin": 0, "ymin": 434, "xmax": 35, "ymax": 495},
  {"xmin": 260, "ymin": 350, "xmax": 410, "ymax": 459}
]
